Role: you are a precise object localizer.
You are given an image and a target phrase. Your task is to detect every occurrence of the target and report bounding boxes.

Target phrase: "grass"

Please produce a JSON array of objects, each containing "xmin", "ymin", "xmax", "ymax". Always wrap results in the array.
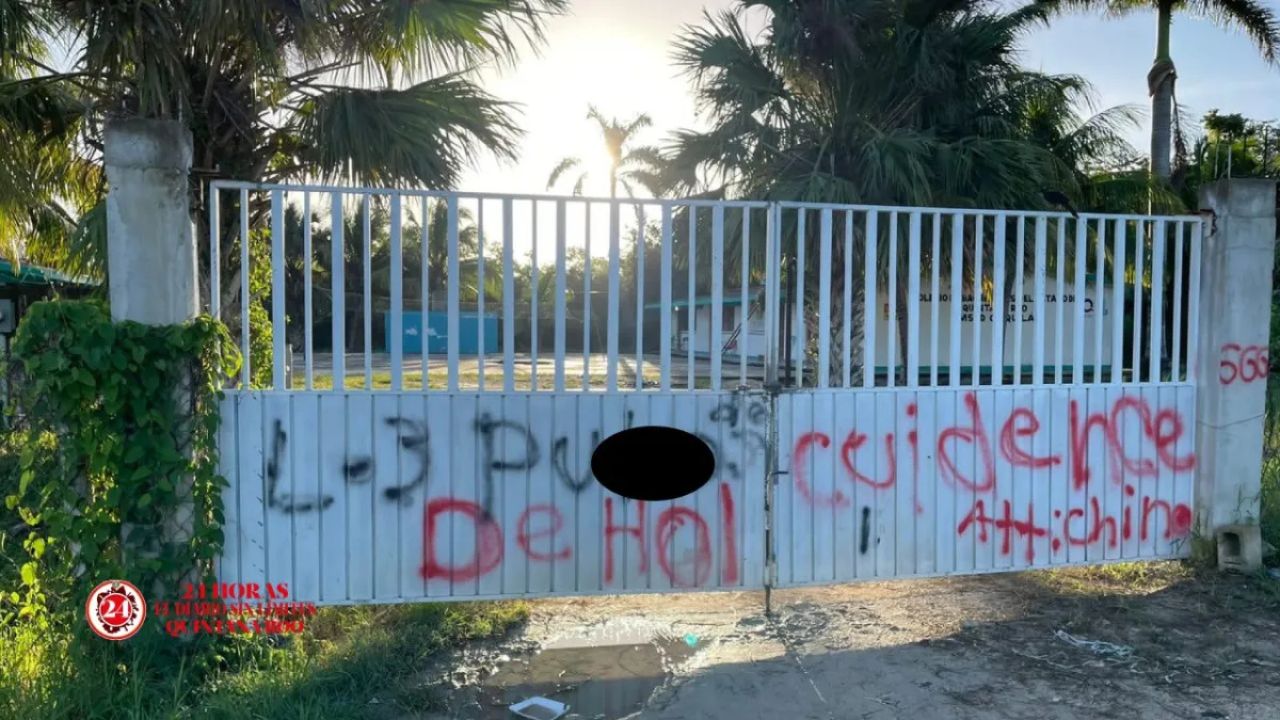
[
  {"xmin": 0, "ymin": 428, "xmax": 528, "ymax": 720},
  {"xmin": 289, "ymin": 364, "xmax": 664, "ymax": 391},
  {"xmin": 1034, "ymin": 560, "xmax": 1195, "ymax": 596},
  {"xmin": 1262, "ymin": 432, "xmax": 1280, "ymax": 562},
  {"xmin": 0, "ymin": 601, "xmax": 529, "ymax": 720}
]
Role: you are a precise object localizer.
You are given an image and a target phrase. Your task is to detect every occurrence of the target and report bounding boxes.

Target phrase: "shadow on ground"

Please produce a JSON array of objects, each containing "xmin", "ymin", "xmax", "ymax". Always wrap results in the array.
[{"xmin": 421, "ymin": 566, "xmax": 1280, "ymax": 720}]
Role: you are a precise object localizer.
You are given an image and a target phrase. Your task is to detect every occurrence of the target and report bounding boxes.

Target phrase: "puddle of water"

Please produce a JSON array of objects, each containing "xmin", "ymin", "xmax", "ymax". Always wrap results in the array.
[{"xmin": 475, "ymin": 636, "xmax": 696, "ymax": 719}]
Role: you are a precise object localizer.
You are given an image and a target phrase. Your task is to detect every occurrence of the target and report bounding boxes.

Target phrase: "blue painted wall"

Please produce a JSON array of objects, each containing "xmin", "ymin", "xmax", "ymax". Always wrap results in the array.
[{"xmin": 387, "ymin": 311, "xmax": 499, "ymax": 354}]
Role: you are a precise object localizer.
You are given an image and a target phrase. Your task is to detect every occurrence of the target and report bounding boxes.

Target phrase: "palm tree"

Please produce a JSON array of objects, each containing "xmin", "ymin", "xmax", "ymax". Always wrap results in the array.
[
  {"xmin": 546, "ymin": 106, "xmax": 664, "ymax": 198},
  {"xmin": 1044, "ymin": 0, "xmax": 1279, "ymax": 182},
  {"xmin": 0, "ymin": 0, "xmax": 566, "ymax": 309},
  {"xmin": 669, "ymin": 0, "xmax": 1143, "ymax": 386},
  {"xmin": 0, "ymin": 12, "xmax": 101, "ymax": 270}
]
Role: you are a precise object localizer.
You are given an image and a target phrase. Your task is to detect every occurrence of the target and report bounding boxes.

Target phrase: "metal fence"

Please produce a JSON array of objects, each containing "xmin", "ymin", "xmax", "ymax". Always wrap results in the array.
[
  {"xmin": 210, "ymin": 181, "xmax": 1207, "ymax": 604},
  {"xmin": 209, "ymin": 181, "xmax": 1204, "ymax": 394}
]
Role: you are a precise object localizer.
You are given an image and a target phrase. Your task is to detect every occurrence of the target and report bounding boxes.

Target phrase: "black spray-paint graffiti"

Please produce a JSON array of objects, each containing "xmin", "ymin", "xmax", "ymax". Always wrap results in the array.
[
  {"xmin": 700, "ymin": 396, "xmax": 768, "ymax": 480},
  {"xmin": 264, "ymin": 420, "xmax": 335, "ymax": 513},
  {"xmin": 265, "ymin": 417, "xmax": 429, "ymax": 514},
  {"xmin": 475, "ymin": 413, "xmax": 541, "ymax": 517},
  {"xmin": 553, "ymin": 432, "xmax": 599, "ymax": 493},
  {"xmin": 341, "ymin": 417, "xmax": 431, "ymax": 505},
  {"xmin": 264, "ymin": 403, "xmax": 759, "ymax": 515},
  {"xmin": 859, "ymin": 506, "xmax": 872, "ymax": 555}
]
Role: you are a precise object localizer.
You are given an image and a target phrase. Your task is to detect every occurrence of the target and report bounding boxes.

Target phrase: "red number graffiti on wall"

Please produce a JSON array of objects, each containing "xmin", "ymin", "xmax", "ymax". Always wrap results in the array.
[{"xmin": 1219, "ymin": 343, "xmax": 1269, "ymax": 385}]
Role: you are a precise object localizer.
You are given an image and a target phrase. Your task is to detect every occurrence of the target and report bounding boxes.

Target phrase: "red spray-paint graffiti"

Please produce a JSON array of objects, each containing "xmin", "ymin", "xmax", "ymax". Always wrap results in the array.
[
  {"xmin": 998, "ymin": 408, "xmax": 1061, "ymax": 469},
  {"xmin": 719, "ymin": 483, "xmax": 739, "ymax": 584},
  {"xmin": 1219, "ymin": 343, "xmax": 1269, "ymax": 385},
  {"xmin": 792, "ymin": 432, "xmax": 850, "ymax": 508},
  {"xmin": 602, "ymin": 483, "xmax": 740, "ymax": 586},
  {"xmin": 516, "ymin": 505, "xmax": 572, "ymax": 561},
  {"xmin": 655, "ymin": 507, "xmax": 712, "ymax": 588},
  {"xmin": 421, "ymin": 483, "xmax": 740, "ymax": 588},
  {"xmin": 1069, "ymin": 396, "xmax": 1195, "ymax": 490},
  {"xmin": 792, "ymin": 393, "xmax": 1195, "ymax": 506},
  {"xmin": 937, "ymin": 393, "xmax": 998, "ymax": 491},
  {"xmin": 603, "ymin": 496, "xmax": 648, "ymax": 582},
  {"xmin": 958, "ymin": 490, "xmax": 1193, "ymax": 561},
  {"xmin": 957, "ymin": 500, "xmax": 1047, "ymax": 563},
  {"xmin": 420, "ymin": 499, "xmax": 504, "ymax": 582},
  {"xmin": 841, "ymin": 431, "xmax": 896, "ymax": 489}
]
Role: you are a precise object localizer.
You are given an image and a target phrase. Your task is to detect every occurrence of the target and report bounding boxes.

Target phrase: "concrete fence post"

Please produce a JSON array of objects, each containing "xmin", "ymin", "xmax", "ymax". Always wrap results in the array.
[
  {"xmin": 105, "ymin": 118, "xmax": 198, "ymax": 325},
  {"xmin": 104, "ymin": 118, "xmax": 199, "ymax": 582},
  {"xmin": 1194, "ymin": 178, "xmax": 1278, "ymax": 571}
]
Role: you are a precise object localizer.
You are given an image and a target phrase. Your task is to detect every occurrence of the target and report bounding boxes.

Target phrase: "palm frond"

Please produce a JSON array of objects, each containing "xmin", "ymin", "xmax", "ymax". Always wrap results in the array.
[
  {"xmin": 288, "ymin": 74, "xmax": 519, "ymax": 188},
  {"xmin": 335, "ymin": 0, "xmax": 569, "ymax": 80},
  {"xmin": 1193, "ymin": 0, "xmax": 1280, "ymax": 61},
  {"xmin": 0, "ymin": 74, "xmax": 86, "ymax": 140},
  {"xmin": 623, "ymin": 113, "xmax": 652, "ymax": 136},
  {"xmin": 547, "ymin": 156, "xmax": 582, "ymax": 190},
  {"xmin": 620, "ymin": 145, "xmax": 663, "ymax": 168},
  {"xmin": 586, "ymin": 104, "xmax": 611, "ymax": 134}
]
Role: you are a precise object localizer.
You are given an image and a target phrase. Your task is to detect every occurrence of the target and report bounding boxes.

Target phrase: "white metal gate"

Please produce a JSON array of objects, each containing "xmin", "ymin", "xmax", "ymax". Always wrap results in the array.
[{"xmin": 209, "ymin": 182, "xmax": 1203, "ymax": 604}]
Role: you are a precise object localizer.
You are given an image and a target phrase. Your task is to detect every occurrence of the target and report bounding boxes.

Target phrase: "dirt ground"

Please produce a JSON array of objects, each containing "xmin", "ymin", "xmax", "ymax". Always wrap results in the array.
[{"xmin": 418, "ymin": 563, "xmax": 1280, "ymax": 720}]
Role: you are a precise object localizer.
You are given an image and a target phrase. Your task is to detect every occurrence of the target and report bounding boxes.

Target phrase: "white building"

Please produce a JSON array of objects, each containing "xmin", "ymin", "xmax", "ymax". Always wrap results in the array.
[
  {"xmin": 649, "ymin": 287, "xmax": 769, "ymax": 363},
  {"xmin": 652, "ymin": 278, "xmax": 1116, "ymax": 378}
]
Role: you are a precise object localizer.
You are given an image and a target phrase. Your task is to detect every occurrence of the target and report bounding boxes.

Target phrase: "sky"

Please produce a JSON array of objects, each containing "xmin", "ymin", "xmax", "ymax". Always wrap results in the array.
[{"xmin": 459, "ymin": 0, "xmax": 1280, "ymax": 195}]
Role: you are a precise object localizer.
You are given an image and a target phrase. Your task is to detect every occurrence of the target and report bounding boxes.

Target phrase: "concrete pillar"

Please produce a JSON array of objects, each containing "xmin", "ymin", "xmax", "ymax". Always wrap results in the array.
[
  {"xmin": 104, "ymin": 118, "xmax": 199, "ymax": 590},
  {"xmin": 1194, "ymin": 178, "xmax": 1277, "ymax": 571},
  {"xmin": 104, "ymin": 118, "xmax": 198, "ymax": 324}
]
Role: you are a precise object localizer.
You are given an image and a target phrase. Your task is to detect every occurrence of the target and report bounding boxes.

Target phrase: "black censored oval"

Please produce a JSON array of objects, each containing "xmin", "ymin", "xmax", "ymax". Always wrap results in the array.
[{"xmin": 590, "ymin": 426, "xmax": 716, "ymax": 501}]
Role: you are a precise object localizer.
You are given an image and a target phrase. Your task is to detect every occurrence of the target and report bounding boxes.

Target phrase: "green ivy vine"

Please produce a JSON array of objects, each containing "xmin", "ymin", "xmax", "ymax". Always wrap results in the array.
[{"xmin": 4, "ymin": 300, "xmax": 240, "ymax": 627}]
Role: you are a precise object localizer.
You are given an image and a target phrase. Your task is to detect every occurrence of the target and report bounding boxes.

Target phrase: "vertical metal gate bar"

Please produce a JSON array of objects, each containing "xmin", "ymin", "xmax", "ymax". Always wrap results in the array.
[
  {"xmin": 271, "ymin": 189, "xmax": 286, "ymax": 389},
  {"xmin": 660, "ymin": 205, "xmax": 673, "ymax": 390},
  {"xmin": 555, "ymin": 201, "xmax": 568, "ymax": 392},
  {"xmin": 1186, "ymin": 218, "xmax": 1204, "ymax": 385},
  {"xmin": 331, "ymin": 192, "xmax": 345, "ymax": 387},
  {"xmin": 992, "ymin": 215, "xmax": 1006, "ymax": 387},
  {"xmin": 740, "ymin": 208, "xmax": 750, "ymax": 387},
  {"xmin": 389, "ymin": 194, "xmax": 403, "ymax": 391},
  {"xmin": 907, "ymin": 212, "xmax": 921, "ymax": 386},
  {"xmin": 764, "ymin": 203, "xmax": 780, "ymax": 388},
  {"xmin": 1171, "ymin": 220, "xmax": 1185, "ymax": 382},
  {"xmin": 817, "ymin": 208, "xmax": 832, "ymax": 389},
  {"xmin": 864, "ymin": 210, "xmax": 878, "ymax": 388}
]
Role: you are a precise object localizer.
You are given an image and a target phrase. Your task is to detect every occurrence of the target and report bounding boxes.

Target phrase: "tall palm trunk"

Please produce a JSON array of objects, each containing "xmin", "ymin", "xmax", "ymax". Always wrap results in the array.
[{"xmin": 1148, "ymin": 0, "xmax": 1176, "ymax": 181}]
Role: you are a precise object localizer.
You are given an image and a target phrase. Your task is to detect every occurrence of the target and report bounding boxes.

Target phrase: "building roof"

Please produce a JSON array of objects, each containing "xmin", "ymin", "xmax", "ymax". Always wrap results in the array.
[
  {"xmin": 644, "ymin": 287, "xmax": 764, "ymax": 310},
  {"xmin": 0, "ymin": 259, "xmax": 97, "ymax": 289}
]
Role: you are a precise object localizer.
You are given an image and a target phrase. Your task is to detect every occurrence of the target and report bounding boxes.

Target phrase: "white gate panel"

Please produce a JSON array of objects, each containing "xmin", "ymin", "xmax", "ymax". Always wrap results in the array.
[
  {"xmin": 775, "ymin": 384, "xmax": 1197, "ymax": 586},
  {"xmin": 217, "ymin": 391, "xmax": 768, "ymax": 604}
]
